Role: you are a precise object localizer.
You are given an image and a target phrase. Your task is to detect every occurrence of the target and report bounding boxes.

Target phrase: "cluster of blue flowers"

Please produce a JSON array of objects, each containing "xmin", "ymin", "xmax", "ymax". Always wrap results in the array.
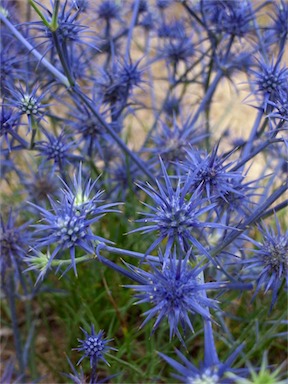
[{"xmin": 0, "ymin": 0, "xmax": 287, "ymax": 383}]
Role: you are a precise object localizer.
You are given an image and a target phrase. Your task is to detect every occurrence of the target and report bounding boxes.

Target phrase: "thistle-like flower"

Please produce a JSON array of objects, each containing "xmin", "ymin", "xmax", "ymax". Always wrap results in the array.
[
  {"xmin": 180, "ymin": 144, "xmax": 242, "ymax": 202},
  {"xmin": 159, "ymin": 318, "xmax": 245, "ymax": 383},
  {"xmin": 75, "ymin": 325, "xmax": 116, "ymax": 368},
  {"xmin": 0, "ymin": 105, "xmax": 27, "ymax": 152},
  {"xmin": 97, "ymin": 0, "xmax": 121, "ymax": 23},
  {"xmin": 242, "ymin": 218, "xmax": 288, "ymax": 308},
  {"xmin": 130, "ymin": 159, "xmax": 219, "ymax": 259},
  {"xmin": 146, "ymin": 118, "xmax": 205, "ymax": 167},
  {"xmin": 125, "ymin": 249, "xmax": 246, "ymax": 343},
  {"xmin": 160, "ymin": 36, "xmax": 195, "ymax": 67},
  {"xmin": 159, "ymin": 344, "xmax": 244, "ymax": 384},
  {"xmin": 268, "ymin": 87, "xmax": 288, "ymax": 122},
  {"xmin": 5, "ymin": 83, "xmax": 51, "ymax": 132},
  {"xmin": 60, "ymin": 163, "xmax": 120, "ymax": 217},
  {"xmin": 28, "ymin": 0, "xmax": 98, "ymax": 53},
  {"xmin": 201, "ymin": 0, "xmax": 255, "ymax": 37},
  {"xmin": 0, "ymin": 211, "xmax": 31, "ymax": 286},
  {"xmin": 251, "ymin": 57, "xmax": 288, "ymax": 108},
  {"xmin": 36, "ymin": 129, "xmax": 81, "ymax": 169},
  {"xmin": 30, "ymin": 166, "xmax": 120, "ymax": 275}
]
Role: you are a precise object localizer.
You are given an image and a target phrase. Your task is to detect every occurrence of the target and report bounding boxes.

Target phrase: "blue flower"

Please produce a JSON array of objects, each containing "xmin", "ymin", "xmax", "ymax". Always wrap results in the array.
[
  {"xmin": 63, "ymin": 356, "xmax": 117, "ymax": 384},
  {"xmin": 162, "ymin": 95, "xmax": 181, "ymax": 117},
  {"xmin": 201, "ymin": 0, "xmax": 255, "ymax": 37},
  {"xmin": 30, "ymin": 166, "xmax": 120, "ymax": 275},
  {"xmin": 61, "ymin": 163, "xmax": 120, "ymax": 217},
  {"xmin": 30, "ymin": 198, "xmax": 112, "ymax": 276},
  {"xmin": 250, "ymin": 57, "xmax": 288, "ymax": 108},
  {"xmin": 0, "ymin": 211, "xmax": 31, "ymax": 287},
  {"xmin": 21, "ymin": 165, "xmax": 60, "ymax": 204},
  {"xmin": 28, "ymin": 0, "xmax": 98, "ymax": 52},
  {"xmin": 145, "ymin": 117, "xmax": 206, "ymax": 167},
  {"xmin": 75, "ymin": 325, "xmax": 116, "ymax": 368},
  {"xmin": 157, "ymin": 19, "xmax": 186, "ymax": 39},
  {"xmin": 159, "ymin": 344, "xmax": 244, "ymax": 383},
  {"xmin": 5, "ymin": 83, "xmax": 51, "ymax": 132},
  {"xmin": 95, "ymin": 58, "xmax": 143, "ymax": 116},
  {"xmin": 270, "ymin": 0, "xmax": 288, "ymax": 44},
  {"xmin": 241, "ymin": 218, "xmax": 288, "ymax": 309},
  {"xmin": 97, "ymin": 0, "xmax": 121, "ymax": 22},
  {"xmin": 1, "ymin": 105, "xmax": 27, "ymax": 152},
  {"xmin": 180, "ymin": 145, "xmax": 243, "ymax": 202},
  {"xmin": 160, "ymin": 36, "xmax": 195, "ymax": 67},
  {"xmin": 36, "ymin": 129, "xmax": 82, "ymax": 169},
  {"xmin": 159, "ymin": 317, "xmax": 245, "ymax": 383},
  {"xmin": 125, "ymin": 248, "xmax": 240, "ymax": 343},
  {"xmin": 130, "ymin": 159, "xmax": 218, "ymax": 259},
  {"xmin": 268, "ymin": 87, "xmax": 288, "ymax": 122}
]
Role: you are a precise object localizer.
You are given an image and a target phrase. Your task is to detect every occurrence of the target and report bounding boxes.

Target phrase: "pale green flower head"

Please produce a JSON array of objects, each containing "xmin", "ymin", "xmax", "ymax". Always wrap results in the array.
[{"xmin": 227, "ymin": 351, "xmax": 287, "ymax": 384}]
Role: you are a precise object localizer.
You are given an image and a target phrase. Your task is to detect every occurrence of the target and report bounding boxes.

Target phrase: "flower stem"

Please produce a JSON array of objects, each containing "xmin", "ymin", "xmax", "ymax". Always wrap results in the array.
[
  {"xmin": 0, "ymin": 12, "xmax": 69, "ymax": 87},
  {"xmin": 7, "ymin": 273, "xmax": 25, "ymax": 376}
]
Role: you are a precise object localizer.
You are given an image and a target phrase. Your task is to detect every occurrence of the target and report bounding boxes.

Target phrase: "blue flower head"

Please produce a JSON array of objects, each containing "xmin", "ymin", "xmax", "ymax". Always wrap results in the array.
[
  {"xmin": 30, "ymin": 168, "xmax": 119, "ymax": 275},
  {"xmin": 160, "ymin": 36, "xmax": 195, "ymax": 67},
  {"xmin": 0, "ymin": 211, "xmax": 31, "ymax": 287},
  {"xmin": 146, "ymin": 117, "xmax": 206, "ymax": 166},
  {"xmin": 181, "ymin": 144, "xmax": 242, "ymax": 202},
  {"xmin": 270, "ymin": 0, "xmax": 288, "ymax": 44},
  {"xmin": 159, "ymin": 317, "xmax": 245, "ymax": 383},
  {"xmin": 5, "ymin": 83, "xmax": 51, "ymax": 132},
  {"xmin": 63, "ymin": 355, "xmax": 117, "ymax": 384},
  {"xmin": 251, "ymin": 57, "xmax": 288, "ymax": 108},
  {"xmin": 201, "ymin": 0, "xmax": 255, "ymax": 37},
  {"xmin": 157, "ymin": 19, "xmax": 186, "ymax": 39},
  {"xmin": 75, "ymin": 325, "xmax": 116, "ymax": 368},
  {"xmin": 61, "ymin": 163, "xmax": 120, "ymax": 217},
  {"xmin": 0, "ymin": 105, "xmax": 25, "ymax": 152},
  {"xmin": 242, "ymin": 217, "xmax": 288, "ymax": 309},
  {"xmin": 97, "ymin": 0, "xmax": 121, "ymax": 22},
  {"xmin": 36, "ymin": 129, "xmax": 81, "ymax": 169},
  {"xmin": 159, "ymin": 343, "xmax": 244, "ymax": 384},
  {"xmin": 268, "ymin": 87, "xmax": 288, "ymax": 122},
  {"xmin": 125, "ymin": 248, "xmax": 231, "ymax": 344},
  {"xmin": 131, "ymin": 159, "xmax": 221, "ymax": 259},
  {"xmin": 29, "ymin": 0, "xmax": 98, "ymax": 52}
]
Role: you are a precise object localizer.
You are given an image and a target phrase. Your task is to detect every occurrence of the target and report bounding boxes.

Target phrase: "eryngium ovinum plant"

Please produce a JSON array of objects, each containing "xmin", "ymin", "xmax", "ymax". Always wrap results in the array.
[{"xmin": 0, "ymin": 0, "xmax": 287, "ymax": 383}]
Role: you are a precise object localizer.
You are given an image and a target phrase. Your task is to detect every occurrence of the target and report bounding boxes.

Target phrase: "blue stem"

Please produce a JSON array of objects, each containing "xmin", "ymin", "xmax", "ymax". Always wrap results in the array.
[
  {"xmin": 7, "ymin": 274, "xmax": 25, "ymax": 376},
  {"xmin": 125, "ymin": 0, "xmax": 140, "ymax": 61},
  {"xmin": 0, "ymin": 13, "xmax": 69, "ymax": 87}
]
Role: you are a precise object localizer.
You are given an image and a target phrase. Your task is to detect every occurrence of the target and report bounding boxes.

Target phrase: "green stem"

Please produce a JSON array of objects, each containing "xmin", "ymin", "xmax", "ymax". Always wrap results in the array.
[
  {"xmin": 51, "ymin": 31, "xmax": 75, "ymax": 86},
  {"xmin": 50, "ymin": 0, "xmax": 60, "ymax": 31},
  {"xmin": 28, "ymin": 0, "xmax": 50, "ymax": 28}
]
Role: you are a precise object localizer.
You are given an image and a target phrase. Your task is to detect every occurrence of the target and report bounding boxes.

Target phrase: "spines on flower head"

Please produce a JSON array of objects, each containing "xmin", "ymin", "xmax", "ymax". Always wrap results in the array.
[
  {"xmin": 250, "ymin": 56, "xmax": 288, "ymax": 110},
  {"xmin": 125, "ymin": 248, "xmax": 218, "ymax": 344},
  {"xmin": 130, "ymin": 157, "xmax": 227, "ymax": 260},
  {"xmin": 125, "ymin": 248, "xmax": 250, "ymax": 344},
  {"xmin": 75, "ymin": 325, "xmax": 116, "ymax": 368},
  {"xmin": 5, "ymin": 83, "xmax": 52, "ymax": 132},
  {"xmin": 0, "ymin": 210, "xmax": 31, "ymax": 288},
  {"xmin": 180, "ymin": 144, "xmax": 243, "ymax": 203},
  {"xmin": 35, "ymin": 128, "xmax": 82, "ymax": 170},
  {"xmin": 241, "ymin": 217, "xmax": 288, "ymax": 309},
  {"xmin": 30, "ymin": 166, "xmax": 120, "ymax": 276}
]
